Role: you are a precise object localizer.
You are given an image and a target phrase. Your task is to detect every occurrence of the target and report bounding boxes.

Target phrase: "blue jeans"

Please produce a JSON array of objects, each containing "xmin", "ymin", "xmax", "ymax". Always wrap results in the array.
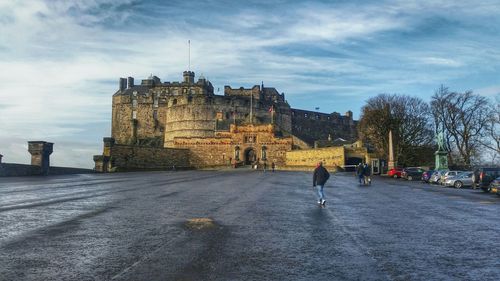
[{"xmin": 316, "ymin": 185, "xmax": 325, "ymax": 201}]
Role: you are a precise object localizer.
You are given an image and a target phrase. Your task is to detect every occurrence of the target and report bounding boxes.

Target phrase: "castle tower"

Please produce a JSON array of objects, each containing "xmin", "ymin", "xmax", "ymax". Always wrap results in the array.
[
  {"xmin": 183, "ymin": 71, "xmax": 195, "ymax": 84},
  {"xmin": 28, "ymin": 141, "xmax": 53, "ymax": 175}
]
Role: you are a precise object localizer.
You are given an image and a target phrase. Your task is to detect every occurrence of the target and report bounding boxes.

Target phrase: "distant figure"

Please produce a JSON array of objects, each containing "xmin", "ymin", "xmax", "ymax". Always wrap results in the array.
[
  {"xmin": 263, "ymin": 162, "xmax": 267, "ymax": 172},
  {"xmin": 271, "ymin": 162, "xmax": 275, "ymax": 172},
  {"xmin": 313, "ymin": 161, "xmax": 330, "ymax": 206},
  {"xmin": 363, "ymin": 163, "xmax": 372, "ymax": 185},
  {"xmin": 356, "ymin": 163, "xmax": 364, "ymax": 184}
]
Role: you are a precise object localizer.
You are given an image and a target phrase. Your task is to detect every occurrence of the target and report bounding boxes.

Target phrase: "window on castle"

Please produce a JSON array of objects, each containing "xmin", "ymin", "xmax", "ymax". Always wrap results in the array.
[
  {"xmin": 304, "ymin": 113, "xmax": 308, "ymax": 118},
  {"xmin": 132, "ymin": 111, "xmax": 137, "ymax": 119},
  {"xmin": 188, "ymin": 96, "xmax": 193, "ymax": 103},
  {"xmin": 261, "ymin": 146, "xmax": 267, "ymax": 160},
  {"xmin": 132, "ymin": 99, "xmax": 138, "ymax": 108},
  {"xmin": 172, "ymin": 99, "xmax": 177, "ymax": 105},
  {"xmin": 153, "ymin": 110, "xmax": 158, "ymax": 120},
  {"xmin": 153, "ymin": 96, "xmax": 159, "ymax": 108}
]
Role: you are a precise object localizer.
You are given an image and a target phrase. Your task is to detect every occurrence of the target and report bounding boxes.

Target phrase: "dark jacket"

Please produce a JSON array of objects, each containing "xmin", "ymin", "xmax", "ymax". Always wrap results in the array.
[
  {"xmin": 356, "ymin": 164, "xmax": 364, "ymax": 175},
  {"xmin": 363, "ymin": 164, "xmax": 371, "ymax": 176},
  {"xmin": 313, "ymin": 166, "xmax": 330, "ymax": 186}
]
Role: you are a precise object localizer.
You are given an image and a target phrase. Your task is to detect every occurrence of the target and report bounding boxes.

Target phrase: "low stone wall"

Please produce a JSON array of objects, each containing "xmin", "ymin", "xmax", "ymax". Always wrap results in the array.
[
  {"xmin": 285, "ymin": 146, "xmax": 345, "ymax": 169},
  {"xmin": 0, "ymin": 163, "xmax": 40, "ymax": 177},
  {"xmin": 0, "ymin": 163, "xmax": 93, "ymax": 177},
  {"xmin": 110, "ymin": 145, "xmax": 190, "ymax": 171}
]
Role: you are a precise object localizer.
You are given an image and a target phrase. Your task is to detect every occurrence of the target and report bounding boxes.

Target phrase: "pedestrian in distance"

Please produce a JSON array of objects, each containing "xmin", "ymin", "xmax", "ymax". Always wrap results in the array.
[
  {"xmin": 313, "ymin": 161, "xmax": 330, "ymax": 206},
  {"xmin": 271, "ymin": 162, "xmax": 275, "ymax": 172},
  {"xmin": 356, "ymin": 163, "xmax": 364, "ymax": 185},
  {"xmin": 263, "ymin": 162, "xmax": 267, "ymax": 172},
  {"xmin": 363, "ymin": 163, "xmax": 371, "ymax": 185}
]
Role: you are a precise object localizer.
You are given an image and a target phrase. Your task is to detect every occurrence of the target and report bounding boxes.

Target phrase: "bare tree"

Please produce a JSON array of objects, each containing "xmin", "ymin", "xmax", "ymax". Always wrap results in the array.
[
  {"xmin": 431, "ymin": 88, "xmax": 491, "ymax": 167},
  {"xmin": 359, "ymin": 94, "xmax": 433, "ymax": 166},
  {"xmin": 480, "ymin": 96, "xmax": 500, "ymax": 155}
]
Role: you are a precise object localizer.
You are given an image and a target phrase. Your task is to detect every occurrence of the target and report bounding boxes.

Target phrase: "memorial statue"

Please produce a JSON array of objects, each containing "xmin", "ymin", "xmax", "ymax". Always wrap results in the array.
[
  {"xmin": 436, "ymin": 131, "xmax": 446, "ymax": 152},
  {"xmin": 435, "ymin": 131, "xmax": 448, "ymax": 170}
]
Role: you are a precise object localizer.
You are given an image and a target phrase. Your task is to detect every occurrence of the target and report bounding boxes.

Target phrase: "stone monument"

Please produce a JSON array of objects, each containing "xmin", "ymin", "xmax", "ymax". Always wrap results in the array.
[
  {"xmin": 435, "ymin": 132, "xmax": 448, "ymax": 170},
  {"xmin": 388, "ymin": 130, "xmax": 397, "ymax": 170}
]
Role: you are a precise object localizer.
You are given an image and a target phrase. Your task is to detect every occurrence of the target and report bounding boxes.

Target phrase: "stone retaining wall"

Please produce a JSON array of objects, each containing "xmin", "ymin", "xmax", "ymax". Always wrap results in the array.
[
  {"xmin": 109, "ymin": 145, "xmax": 190, "ymax": 171},
  {"xmin": 0, "ymin": 163, "xmax": 93, "ymax": 177},
  {"xmin": 286, "ymin": 146, "xmax": 345, "ymax": 169}
]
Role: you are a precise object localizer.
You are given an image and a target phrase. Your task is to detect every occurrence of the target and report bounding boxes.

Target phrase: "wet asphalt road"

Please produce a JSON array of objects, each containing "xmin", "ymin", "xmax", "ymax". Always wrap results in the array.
[{"xmin": 1, "ymin": 170, "xmax": 499, "ymax": 281}]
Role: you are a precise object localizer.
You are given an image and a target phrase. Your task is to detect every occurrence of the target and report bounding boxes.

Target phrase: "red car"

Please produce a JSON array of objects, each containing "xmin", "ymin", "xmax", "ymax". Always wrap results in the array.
[{"xmin": 388, "ymin": 167, "xmax": 403, "ymax": 178}]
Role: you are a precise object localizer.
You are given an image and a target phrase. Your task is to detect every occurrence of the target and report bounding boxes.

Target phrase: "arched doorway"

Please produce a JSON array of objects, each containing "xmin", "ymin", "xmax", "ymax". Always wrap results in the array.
[{"xmin": 244, "ymin": 148, "xmax": 256, "ymax": 165}]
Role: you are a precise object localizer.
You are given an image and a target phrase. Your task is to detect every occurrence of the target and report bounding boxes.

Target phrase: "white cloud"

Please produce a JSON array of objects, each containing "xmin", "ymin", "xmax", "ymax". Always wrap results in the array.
[
  {"xmin": 474, "ymin": 86, "xmax": 500, "ymax": 98},
  {"xmin": 418, "ymin": 57, "xmax": 463, "ymax": 67}
]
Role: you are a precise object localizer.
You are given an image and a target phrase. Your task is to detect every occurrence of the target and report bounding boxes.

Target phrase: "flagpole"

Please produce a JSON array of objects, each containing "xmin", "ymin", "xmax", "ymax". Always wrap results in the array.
[{"xmin": 188, "ymin": 40, "xmax": 191, "ymax": 71}]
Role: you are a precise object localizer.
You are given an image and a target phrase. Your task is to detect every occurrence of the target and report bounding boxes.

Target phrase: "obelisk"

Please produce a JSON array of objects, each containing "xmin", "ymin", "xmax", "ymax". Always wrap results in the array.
[{"xmin": 388, "ymin": 130, "xmax": 396, "ymax": 170}]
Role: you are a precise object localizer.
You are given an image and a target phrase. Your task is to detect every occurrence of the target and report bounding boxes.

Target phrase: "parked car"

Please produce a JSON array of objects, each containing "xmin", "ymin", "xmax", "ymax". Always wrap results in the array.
[
  {"xmin": 401, "ymin": 167, "xmax": 426, "ymax": 181},
  {"xmin": 430, "ymin": 170, "xmax": 448, "ymax": 184},
  {"xmin": 474, "ymin": 168, "xmax": 500, "ymax": 192},
  {"xmin": 440, "ymin": 171, "xmax": 465, "ymax": 185},
  {"xmin": 388, "ymin": 167, "xmax": 404, "ymax": 178},
  {"xmin": 489, "ymin": 176, "xmax": 500, "ymax": 196},
  {"xmin": 444, "ymin": 172, "xmax": 474, "ymax": 188},
  {"xmin": 421, "ymin": 170, "xmax": 435, "ymax": 183}
]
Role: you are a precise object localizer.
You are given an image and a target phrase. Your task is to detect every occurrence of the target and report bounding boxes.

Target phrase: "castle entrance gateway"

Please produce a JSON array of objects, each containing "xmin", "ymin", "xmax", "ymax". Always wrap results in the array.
[{"xmin": 244, "ymin": 147, "xmax": 256, "ymax": 165}]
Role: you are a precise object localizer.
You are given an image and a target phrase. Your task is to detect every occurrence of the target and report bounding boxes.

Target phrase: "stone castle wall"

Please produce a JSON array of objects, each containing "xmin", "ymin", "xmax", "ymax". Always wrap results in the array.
[
  {"xmin": 164, "ymin": 94, "xmax": 292, "ymax": 147},
  {"xmin": 108, "ymin": 144, "xmax": 190, "ymax": 171},
  {"xmin": 291, "ymin": 109, "xmax": 357, "ymax": 145},
  {"xmin": 286, "ymin": 146, "xmax": 346, "ymax": 170}
]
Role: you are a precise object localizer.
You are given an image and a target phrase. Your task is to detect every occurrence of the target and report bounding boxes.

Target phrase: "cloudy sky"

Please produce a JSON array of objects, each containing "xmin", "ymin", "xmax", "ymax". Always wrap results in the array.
[{"xmin": 1, "ymin": 0, "xmax": 499, "ymax": 168}]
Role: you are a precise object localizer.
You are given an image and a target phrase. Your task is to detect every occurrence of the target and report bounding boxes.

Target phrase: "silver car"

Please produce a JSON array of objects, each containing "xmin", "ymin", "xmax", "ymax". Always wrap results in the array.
[
  {"xmin": 440, "ymin": 170, "xmax": 464, "ymax": 185},
  {"xmin": 444, "ymin": 172, "xmax": 474, "ymax": 188},
  {"xmin": 430, "ymin": 170, "xmax": 448, "ymax": 184}
]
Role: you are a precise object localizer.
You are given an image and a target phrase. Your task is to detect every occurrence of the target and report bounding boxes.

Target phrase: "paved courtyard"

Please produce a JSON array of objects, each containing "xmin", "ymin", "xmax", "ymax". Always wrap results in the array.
[{"xmin": 1, "ymin": 170, "xmax": 499, "ymax": 280}]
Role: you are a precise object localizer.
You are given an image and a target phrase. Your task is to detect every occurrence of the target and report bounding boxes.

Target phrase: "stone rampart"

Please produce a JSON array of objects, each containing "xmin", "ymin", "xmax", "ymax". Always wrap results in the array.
[
  {"xmin": 109, "ymin": 145, "xmax": 190, "ymax": 171},
  {"xmin": 286, "ymin": 146, "xmax": 345, "ymax": 170},
  {"xmin": 0, "ymin": 163, "xmax": 93, "ymax": 177},
  {"xmin": 291, "ymin": 109, "xmax": 357, "ymax": 145}
]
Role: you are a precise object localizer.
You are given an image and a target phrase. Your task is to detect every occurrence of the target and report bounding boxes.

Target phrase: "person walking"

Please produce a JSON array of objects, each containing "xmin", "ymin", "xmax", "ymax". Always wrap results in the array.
[
  {"xmin": 363, "ymin": 163, "xmax": 372, "ymax": 185},
  {"xmin": 271, "ymin": 162, "xmax": 275, "ymax": 172},
  {"xmin": 313, "ymin": 161, "xmax": 330, "ymax": 206},
  {"xmin": 356, "ymin": 163, "xmax": 364, "ymax": 185}
]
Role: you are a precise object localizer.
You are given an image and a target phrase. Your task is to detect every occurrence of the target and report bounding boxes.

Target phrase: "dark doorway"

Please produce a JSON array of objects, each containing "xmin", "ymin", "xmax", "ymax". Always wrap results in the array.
[
  {"xmin": 345, "ymin": 157, "xmax": 363, "ymax": 172},
  {"xmin": 244, "ymin": 148, "xmax": 256, "ymax": 165}
]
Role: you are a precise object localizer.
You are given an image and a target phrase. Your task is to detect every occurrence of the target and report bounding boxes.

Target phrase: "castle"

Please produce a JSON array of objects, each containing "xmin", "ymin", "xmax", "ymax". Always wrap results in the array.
[{"xmin": 94, "ymin": 71, "xmax": 364, "ymax": 171}]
